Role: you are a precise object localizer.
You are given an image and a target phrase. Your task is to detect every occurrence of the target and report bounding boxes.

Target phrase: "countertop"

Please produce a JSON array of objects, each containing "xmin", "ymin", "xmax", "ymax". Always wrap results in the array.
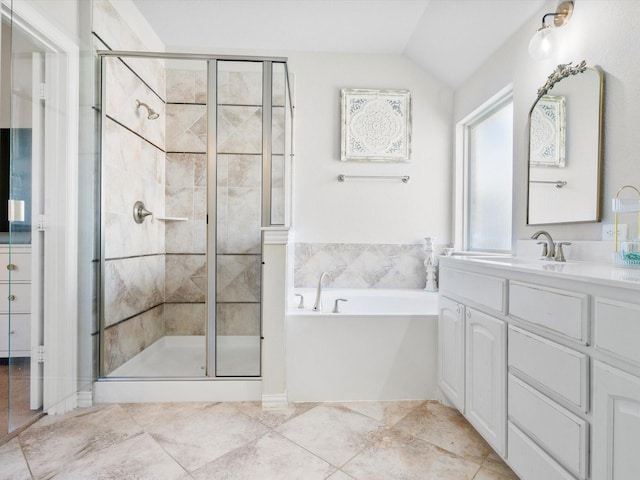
[{"xmin": 438, "ymin": 254, "xmax": 640, "ymax": 292}]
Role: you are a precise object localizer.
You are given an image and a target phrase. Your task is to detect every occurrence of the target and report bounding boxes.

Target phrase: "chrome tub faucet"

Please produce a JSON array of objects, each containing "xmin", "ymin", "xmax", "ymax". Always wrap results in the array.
[{"xmin": 312, "ymin": 272, "xmax": 329, "ymax": 311}]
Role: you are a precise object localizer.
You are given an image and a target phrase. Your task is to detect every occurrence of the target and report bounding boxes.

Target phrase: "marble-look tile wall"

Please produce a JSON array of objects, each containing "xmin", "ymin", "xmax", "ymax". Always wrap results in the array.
[
  {"xmin": 95, "ymin": 1, "xmax": 168, "ymax": 374},
  {"xmin": 294, "ymin": 243, "xmax": 427, "ymax": 289},
  {"xmin": 93, "ymin": 0, "xmax": 165, "ymax": 96},
  {"xmin": 103, "ymin": 305, "xmax": 165, "ymax": 375},
  {"xmin": 164, "ymin": 68, "xmax": 209, "ymax": 336}
]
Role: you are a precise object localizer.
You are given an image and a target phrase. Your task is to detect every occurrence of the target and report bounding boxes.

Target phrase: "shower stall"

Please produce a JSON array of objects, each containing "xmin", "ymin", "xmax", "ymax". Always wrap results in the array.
[{"xmin": 97, "ymin": 51, "xmax": 292, "ymax": 385}]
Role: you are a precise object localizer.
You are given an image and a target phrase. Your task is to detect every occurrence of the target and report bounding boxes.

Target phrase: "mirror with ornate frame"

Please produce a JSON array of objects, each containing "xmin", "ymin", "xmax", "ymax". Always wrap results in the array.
[{"xmin": 527, "ymin": 61, "xmax": 604, "ymax": 225}]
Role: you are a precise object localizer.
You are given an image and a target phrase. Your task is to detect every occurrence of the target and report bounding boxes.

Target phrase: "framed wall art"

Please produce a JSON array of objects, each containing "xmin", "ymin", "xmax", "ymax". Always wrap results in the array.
[
  {"xmin": 529, "ymin": 94, "xmax": 566, "ymax": 167},
  {"xmin": 340, "ymin": 88, "xmax": 412, "ymax": 162}
]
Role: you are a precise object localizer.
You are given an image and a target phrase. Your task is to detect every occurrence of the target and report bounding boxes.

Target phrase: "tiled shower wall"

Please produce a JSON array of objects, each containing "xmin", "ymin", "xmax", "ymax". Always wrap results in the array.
[
  {"xmin": 164, "ymin": 68, "xmax": 208, "ymax": 336},
  {"xmin": 294, "ymin": 243, "xmax": 428, "ymax": 289},
  {"xmin": 215, "ymin": 64, "xmax": 265, "ymax": 337},
  {"xmin": 95, "ymin": 0, "xmax": 168, "ymax": 374}
]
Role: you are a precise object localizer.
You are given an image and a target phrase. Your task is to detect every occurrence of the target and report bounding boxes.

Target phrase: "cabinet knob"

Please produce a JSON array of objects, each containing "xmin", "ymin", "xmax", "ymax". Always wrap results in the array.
[
  {"xmin": 8, "ymin": 294, "xmax": 16, "ymax": 301},
  {"xmin": 6, "ymin": 263, "xmax": 15, "ymax": 270},
  {"xmin": 10, "ymin": 330, "xmax": 15, "ymax": 334},
  {"xmin": 466, "ymin": 310, "xmax": 471, "ymax": 318},
  {"xmin": 456, "ymin": 305, "xmax": 461, "ymax": 314}
]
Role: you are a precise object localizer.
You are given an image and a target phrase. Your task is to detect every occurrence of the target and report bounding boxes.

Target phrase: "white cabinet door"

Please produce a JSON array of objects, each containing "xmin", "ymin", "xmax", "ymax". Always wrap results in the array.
[
  {"xmin": 593, "ymin": 361, "xmax": 640, "ymax": 480},
  {"xmin": 465, "ymin": 307, "xmax": 506, "ymax": 455},
  {"xmin": 438, "ymin": 296, "xmax": 465, "ymax": 411}
]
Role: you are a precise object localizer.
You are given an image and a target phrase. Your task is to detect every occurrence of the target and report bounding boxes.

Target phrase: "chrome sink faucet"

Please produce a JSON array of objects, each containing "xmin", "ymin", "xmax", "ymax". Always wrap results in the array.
[
  {"xmin": 530, "ymin": 230, "xmax": 572, "ymax": 262},
  {"xmin": 531, "ymin": 230, "xmax": 556, "ymax": 260},
  {"xmin": 312, "ymin": 272, "xmax": 329, "ymax": 311}
]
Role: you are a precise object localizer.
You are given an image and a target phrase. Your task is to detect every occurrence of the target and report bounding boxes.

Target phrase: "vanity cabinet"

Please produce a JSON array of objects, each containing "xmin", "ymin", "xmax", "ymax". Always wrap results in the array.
[
  {"xmin": 591, "ymin": 297, "xmax": 640, "ymax": 480},
  {"xmin": 439, "ymin": 267, "xmax": 507, "ymax": 455},
  {"xmin": 0, "ymin": 246, "xmax": 31, "ymax": 357},
  {"xmin": 465, "ymin": 307, "xmax": 506, "ymax": 455},
  {"xmin": 592, "ymin": 361, "xmax": 640, "ymax": 480},
  {"xmin": 507, "ymin": 280, "xmax": 590, "ymax": 479},
  {"xmin": 437, "ymin": 296, "xmax": 465, "ymax": 411},
  {"xmin": 438, "ymin": 256, "xmax": 640, "ymax": 480}
]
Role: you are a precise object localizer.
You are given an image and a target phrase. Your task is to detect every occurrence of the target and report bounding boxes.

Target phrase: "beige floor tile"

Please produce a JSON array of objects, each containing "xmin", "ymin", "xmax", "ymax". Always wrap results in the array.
[
  {"xmin": 147, "ymin": 402, "xmax": 269, "ymax": 472},
  {"xmin": 476, "ymin": 452, "xmax": 520, "ymax": 479},
  {"xmin": 3, "ymin": 400, "xmax": 520, "ymax": 480},
  {"xmin": 191, "ymin": 431, "xmax": 334, "ymax": 480},
  {"xmin": 473, "ymin": 464, "xmax": 521, "ymax": 480},
  {"xmin": 326, "ymin": 470, "xmax": 356, "ymax": 479},
  {"xmin": 276, "ymin": 404, "xmax": 383, "ymax": 467},
  {"xmin": 49, "ymin": 432, "xmax": 191, "ymax": 479},
  {"xmin": 395, "ymin": 401, "xmax": 493, "ymax": 463},
  {"xmin": 234, "ymin": 401, "xmax": 317, "ymax": 429},
  {"xmin": 0, "ymin": 437, "xmax": 31, "ymax": 480},
  {"xmin": 121, "ymin": 401, "xmax": 216, "ymax": 428},
  {"xmin": 342, "ymin": 426, "xmax": 481, "ymax": 480},
  {"xmin": 337, "ymin": 400, "xmax": 425, "ymax": 426},
  {"xmin": 20, "ymin": 404, "xmax": 142, "ymax": 479}
]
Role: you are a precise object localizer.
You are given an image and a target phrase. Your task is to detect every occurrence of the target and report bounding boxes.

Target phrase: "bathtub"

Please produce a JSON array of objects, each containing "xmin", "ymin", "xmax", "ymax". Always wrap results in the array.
[{"xmin": 286, "ymin": 288, "xmax": 438, "ymax": 402}]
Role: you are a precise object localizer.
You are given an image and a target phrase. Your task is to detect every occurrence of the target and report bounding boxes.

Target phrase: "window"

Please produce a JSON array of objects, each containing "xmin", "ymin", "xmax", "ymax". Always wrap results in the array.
[{"xmin": 455, "ymin": 88, "xmax": 513, "ymax": 252}]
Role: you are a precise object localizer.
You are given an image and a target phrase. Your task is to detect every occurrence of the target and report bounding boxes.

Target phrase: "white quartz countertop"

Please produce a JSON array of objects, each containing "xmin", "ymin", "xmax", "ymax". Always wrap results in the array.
[{"xmin": 438, "ymin": 254, "xmax": 640, "ymax": 291}]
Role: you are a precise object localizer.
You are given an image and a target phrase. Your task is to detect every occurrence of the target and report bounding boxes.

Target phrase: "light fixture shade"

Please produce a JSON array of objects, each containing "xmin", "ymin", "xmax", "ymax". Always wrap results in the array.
[{"xmin": 528, "ymin": 26, "xmax": 554, "ymax": 60}]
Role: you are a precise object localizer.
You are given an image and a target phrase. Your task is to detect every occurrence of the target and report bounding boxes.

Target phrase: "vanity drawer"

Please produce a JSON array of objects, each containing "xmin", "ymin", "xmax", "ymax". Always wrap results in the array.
[
  {"xmin": 0, "ymin": 283, "xmax": 31, "ymax": 313},
  {"xmin": 508, "ymin": 422, "xmax": 577, "ymax": 480},
  {"xmin": 509, "ymin": 326, "xmax": 588, "ymax": 412},
  {"xmin": 439, "ymin": 268, "xmax": 506, "ymax": 313},
  {"xmin": 594, "ymin": 298, "xmax": 640, "ymax": 367},
  {"xmin": 0, "ymin": 252, "xmax": 31, "ymax": 282},
  {"xmin": 0, "ymin": 313, "xmax": 31, "ymax": 353},
  {"xmin": 509, "ymin": 281, "xmax": 588, "ymax": 343},
  {"xmin": 508, "ymin": 375, "xmax": 587, "ymax": 478}
]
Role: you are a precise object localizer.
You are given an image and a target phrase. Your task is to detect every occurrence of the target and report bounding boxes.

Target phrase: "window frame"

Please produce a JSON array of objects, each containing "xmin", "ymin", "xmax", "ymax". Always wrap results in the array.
[{"xmin": 454, "ymin": 85, "xmax": 514, "ymax": 253}]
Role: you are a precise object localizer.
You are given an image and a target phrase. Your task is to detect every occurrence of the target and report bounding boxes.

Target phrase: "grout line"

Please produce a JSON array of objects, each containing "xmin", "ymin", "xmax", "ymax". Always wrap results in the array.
[{"xmin": 17, "ymin": 435, "xmax": 36, "ymax": 480}]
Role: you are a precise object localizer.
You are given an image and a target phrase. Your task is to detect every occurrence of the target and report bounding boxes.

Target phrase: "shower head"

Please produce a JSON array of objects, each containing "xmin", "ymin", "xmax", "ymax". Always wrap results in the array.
[{"xmin": 135, "ymin": 99, "xmax": 160, "ymax": 120}]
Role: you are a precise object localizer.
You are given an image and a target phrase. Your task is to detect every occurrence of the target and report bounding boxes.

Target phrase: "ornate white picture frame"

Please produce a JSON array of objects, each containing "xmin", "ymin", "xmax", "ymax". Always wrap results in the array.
[
  {"xmin": 340, "ymin": 88, "xmax": 412, "ymax": 162},
  {"xmin": 529, "ymin": 95, "xmax": 566, "ymax": 167}
]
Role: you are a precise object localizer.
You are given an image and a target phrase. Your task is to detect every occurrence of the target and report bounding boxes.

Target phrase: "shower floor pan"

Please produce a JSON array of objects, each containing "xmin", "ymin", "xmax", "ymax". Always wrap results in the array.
[{"xmin": 107, "ymin": 335, "xmax": 260, "ymax": 377}]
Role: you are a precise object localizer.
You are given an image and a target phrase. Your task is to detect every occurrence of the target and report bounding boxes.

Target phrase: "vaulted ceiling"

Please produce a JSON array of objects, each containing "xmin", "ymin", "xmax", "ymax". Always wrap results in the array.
[{"xmin": 132, "ymin": 0, "xmax": 545, "ymax": 88}]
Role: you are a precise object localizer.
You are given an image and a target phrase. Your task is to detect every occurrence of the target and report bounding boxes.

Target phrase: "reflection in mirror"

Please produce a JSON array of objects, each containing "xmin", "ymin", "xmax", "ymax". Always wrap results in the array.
[
  {"xmin": 530, "ymin": 95, "xmax": 565, "ymax": 168},
  {"xmin": 527, "ymin": 63, "xmax": 604, "ymax": 225}
]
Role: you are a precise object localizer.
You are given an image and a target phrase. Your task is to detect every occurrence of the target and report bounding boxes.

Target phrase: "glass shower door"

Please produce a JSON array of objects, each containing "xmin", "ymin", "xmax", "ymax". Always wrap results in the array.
[
  {"xmin": 1, "ymin": 5, "xmax": 45, "ymax": 436},
  {"xmin": 213, "ymin": 60, "xmax": 264, "ymax": 376}
]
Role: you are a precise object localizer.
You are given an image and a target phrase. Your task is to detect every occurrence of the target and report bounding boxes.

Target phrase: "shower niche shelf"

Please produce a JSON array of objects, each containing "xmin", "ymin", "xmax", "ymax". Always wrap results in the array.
[
  {"xmin": 133, "ymin": 201, "xmax": 188, "ymax": 223},
  {"xmin": 154, "ymin": 216, "xmax": 188, "ymax": 221}
]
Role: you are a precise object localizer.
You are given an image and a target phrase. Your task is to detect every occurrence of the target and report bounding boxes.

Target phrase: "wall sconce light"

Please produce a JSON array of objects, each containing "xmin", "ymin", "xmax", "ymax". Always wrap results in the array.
[{"xmin": 528, "ymin": 1, "xmax": 574, "ymax": 60}]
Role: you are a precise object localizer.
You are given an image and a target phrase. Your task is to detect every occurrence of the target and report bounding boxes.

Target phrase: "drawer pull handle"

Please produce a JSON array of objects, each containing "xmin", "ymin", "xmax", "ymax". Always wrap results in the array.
[
  {"xmin": 6, "ymin": 263, "xmax": 15, "ymax": 270},
  {"xmin": 8, "ymin": 295, "xmax": 16, "ymax": 301}
]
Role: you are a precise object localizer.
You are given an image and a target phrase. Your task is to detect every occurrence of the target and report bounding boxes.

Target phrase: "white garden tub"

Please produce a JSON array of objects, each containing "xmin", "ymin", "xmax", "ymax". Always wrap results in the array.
[{"xmin": 286, "ymin": 288, "xmax": 438, "ymax": 402}]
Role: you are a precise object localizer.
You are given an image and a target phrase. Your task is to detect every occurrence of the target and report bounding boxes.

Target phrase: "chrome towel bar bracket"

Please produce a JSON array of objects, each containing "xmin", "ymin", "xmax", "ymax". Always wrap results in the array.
[{"xmin": 338, "ymin": 174, "xmax": 409, "ymax": 183}]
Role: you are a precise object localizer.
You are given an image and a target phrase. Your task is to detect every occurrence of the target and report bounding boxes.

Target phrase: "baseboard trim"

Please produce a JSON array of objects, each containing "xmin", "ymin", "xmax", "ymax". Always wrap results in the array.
[
  {"xmin": 77, "ymin": 390, "xmax": 93, "ymax": 408},
  {"xmin": 261, "ymin": 393, "xmax": 289, "ymax": 410}
]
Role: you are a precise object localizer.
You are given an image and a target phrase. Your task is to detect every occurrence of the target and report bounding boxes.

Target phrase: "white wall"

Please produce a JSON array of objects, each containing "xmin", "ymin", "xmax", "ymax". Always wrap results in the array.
[
  {"xmin": 288, "ymin": 51, "xmax": 453, "ymax": 245},
  {"xmin": 455, "ymin": 0, "xmax": 640, "ymax": 244},
  {"xmin": 26, "ymin": 0, "xmax": 80, "ymax": 42}
]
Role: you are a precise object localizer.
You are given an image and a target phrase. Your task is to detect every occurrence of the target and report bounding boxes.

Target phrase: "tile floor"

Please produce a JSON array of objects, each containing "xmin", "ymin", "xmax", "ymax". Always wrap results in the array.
[
  {"xmin": 0, "ymin": 400, "xmax": 520, "ymax": 480},
  {"xmin": 1, "ymin": 359, "xmax": 38, "ymax": 446}
]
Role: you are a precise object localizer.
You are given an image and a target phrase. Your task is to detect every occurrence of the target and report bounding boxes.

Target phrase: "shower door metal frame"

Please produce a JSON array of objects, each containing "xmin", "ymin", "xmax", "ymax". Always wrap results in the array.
[{"xmin": 96, "ymin": 50, "xmax": 290, "ymax": 380}]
